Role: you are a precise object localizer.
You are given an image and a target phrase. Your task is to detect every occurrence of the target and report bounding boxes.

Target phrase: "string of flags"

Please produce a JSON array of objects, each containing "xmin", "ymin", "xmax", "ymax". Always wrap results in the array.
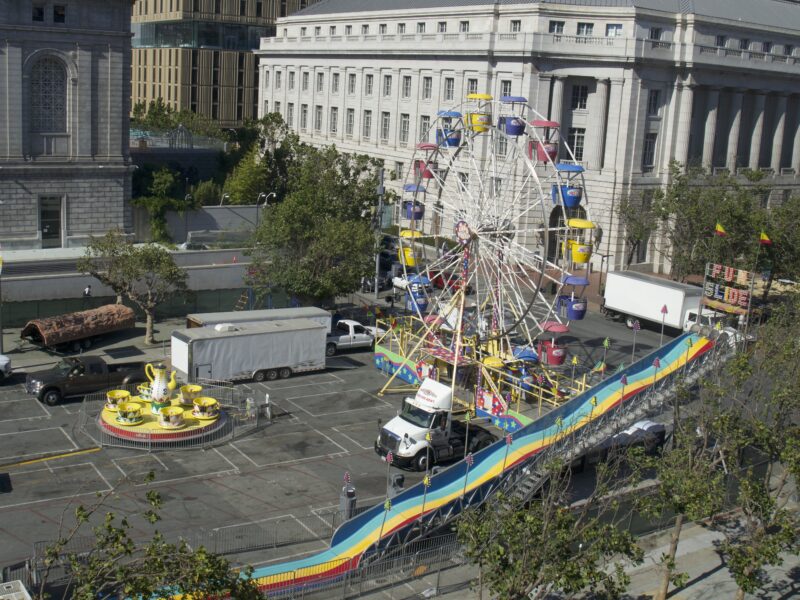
[{"xmin": 714, "ymin": 222, "xmax": 773, "ymax": 246}]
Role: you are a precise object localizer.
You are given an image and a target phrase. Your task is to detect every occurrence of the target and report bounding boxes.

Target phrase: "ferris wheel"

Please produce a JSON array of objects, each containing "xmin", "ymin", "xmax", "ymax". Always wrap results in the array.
[{"xmin": 395, "ymin": 94, "xmax": 596, "ymax": 359}]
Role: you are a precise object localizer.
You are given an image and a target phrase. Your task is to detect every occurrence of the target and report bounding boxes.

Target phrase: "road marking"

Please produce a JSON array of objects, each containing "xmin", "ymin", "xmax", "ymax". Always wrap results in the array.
[
  {"xmin": 0, "ymin": 428, "xmax": 78, "ymax": 463},
  {"xmin": 227, "ymin": 442, "xmax": 259, "ymax": 467},
  {"xmin": 58, "ymin": 426, "xmax": 79, "ymax": 450},
  {"xmin": 89, "ymin": 462, "xmax": 113, "ymax": 491},
  {"xmin": 212, "ymin": 447, "xmax": 239, "ymax": 473},
  {"xmin": 259, "ymin": 373, "xmax": 342, "ymax": 391},
  {"xmin": 331, "ymin": 425, "xmax": 375, "ymax": 450},
  {"xmin": 284, "ymin": 388, "xmax": 391, "ymax": 417},
  {"xmin": 229, "ymin": 436, "xmax": 347, "ymax": 469},
  {"xmin": 312, "ymin": 427, "xmax": 349, "ymax": 454},
  {"xmin": 0, "ymin": 462, "xmax": 112, "ymax": 509},
  {"xmin": 132, "ymin": 468, "xmax": 238, "ymax": 487},
  {"xmin": 214, "ymin": 513, "xmax": 294, "ymax": 530},
  {"xmin": 150, "ymin": 453, "xmax": 169, "ymax": 471}
]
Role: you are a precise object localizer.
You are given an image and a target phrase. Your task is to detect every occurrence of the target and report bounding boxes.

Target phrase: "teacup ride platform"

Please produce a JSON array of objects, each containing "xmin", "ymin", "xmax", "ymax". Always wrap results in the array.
[{"xmin": 98, "ymin": 384, "xmax": 227, "ymax": 444}]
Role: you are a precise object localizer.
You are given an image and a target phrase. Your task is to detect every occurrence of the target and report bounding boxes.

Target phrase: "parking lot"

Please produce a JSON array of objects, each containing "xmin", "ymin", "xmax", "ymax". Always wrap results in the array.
[{"xmin": 0, "ymin": 310, "xmax": 665, "ymax": 573}]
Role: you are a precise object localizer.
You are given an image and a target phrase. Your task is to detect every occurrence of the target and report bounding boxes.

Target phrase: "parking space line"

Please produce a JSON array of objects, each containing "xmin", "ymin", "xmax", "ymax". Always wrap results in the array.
[
  {"xmin": 0, "ymin": 428, "xmax": 78, "ymax": 462},
  {"xmin": 331, "ymin": 425, "xmax": 374, "ymax": 450},
  {"xmin": 132, "ymin": 468, "xmax": 238, "ymax": 487},
  {"xmin": 151, "ymin": 454, "xmax": 169, "ymax": 471},
  {"xmin": 259, "ymin": 373, "xmax": 343, "ymax": 391},
  {"xmin": 0, "ymin": 462, "xmax": 112, "ymax": 509},
  {"xmin": 215, "ymin": 513, "xmax": 294, "ymax": 530},
  {"xmin": 212, "ymin": 447, "xmax": 240, "ymax": 473},
  {"xmin": 227, "ymin": 443, "xmax": 259, "ymax": 467},
  {"xmin": 89, "ymin": 462, "xmax": 113, "ymax": 491},
  {"xmin": 58, "ymin": 427, "xmax": 79, "ymax": 450},
  {"xmin": 284, "ymin": 389, "xmax": 391, "ymax": 418},
  {"xmin": 312, "ymin": 428, "xmax": 349, "ymax": 455}
]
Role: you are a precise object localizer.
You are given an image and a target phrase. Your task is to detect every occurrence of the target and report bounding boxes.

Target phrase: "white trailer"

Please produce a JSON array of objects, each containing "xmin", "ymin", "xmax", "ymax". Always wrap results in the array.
[
  {"xmin": 171, "ymin": 318, "xmax": 327, "ymax": 382},
  {"xmin": 186, "ymin": 307, "xmax": 332, "ymax": 333},
  {"xmin": 602, "ymin": 271, "xmax": 722, "ymax": 330}
]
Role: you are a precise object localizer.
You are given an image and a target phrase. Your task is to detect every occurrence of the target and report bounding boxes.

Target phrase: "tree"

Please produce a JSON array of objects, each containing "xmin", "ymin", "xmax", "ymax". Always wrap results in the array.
[
  {"xmin": 78, "ymin": 231, "xmax": 188, "ymax": 345},
  {"xmin": 192, "ymin": 179, "xmax": 222, "ymax": 206},
  {"xmin": 248, "ymin": 144, "xmax": 381, "ymax": 303},
  {"xmin": 222, "ymin": 146, "xmax": 269, "ymax": 205},
  {"xmin": 35, "ymin": 472, "xmax": 261, "ymax": 600},
  {"xmin": 132, "ymin": 167, "xmax": 199, "ymax": 243},
  {"xmin": 131, "ymin": 99, "xmax": 224, "ymax": 140},
  {"xmin": 617, "ymin": 192, "xmax": 658, "ymax": 267},
  {"xmin": 457, "ymin": 458, "xmax": 642, "ymax": 599}
]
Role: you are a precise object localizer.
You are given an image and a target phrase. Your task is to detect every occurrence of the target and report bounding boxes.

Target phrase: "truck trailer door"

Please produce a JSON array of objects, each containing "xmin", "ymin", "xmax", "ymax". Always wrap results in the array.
[{"xmin": 195, "ymin": 364, "xmax": 212, "ymax": 381}]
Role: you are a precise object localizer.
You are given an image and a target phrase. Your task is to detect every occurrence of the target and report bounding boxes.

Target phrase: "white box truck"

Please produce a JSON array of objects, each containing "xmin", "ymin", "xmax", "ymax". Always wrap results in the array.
[
  {"xmin": 602, "ymin": 271, "xmax": 724, "ymax": 331},
  {"xmin": 171, "ymin": 318, "xmax": 327, "ymax": 382},
  {"xmin": 186, "ymin": 307, "xmax": 333, "ymax": 332}
]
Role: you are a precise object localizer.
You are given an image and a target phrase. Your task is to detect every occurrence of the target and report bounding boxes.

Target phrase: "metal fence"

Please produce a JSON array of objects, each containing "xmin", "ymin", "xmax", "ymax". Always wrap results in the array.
[{"xmin": 76, "ymin": 380, "xmax": 262, "ymax": 452}]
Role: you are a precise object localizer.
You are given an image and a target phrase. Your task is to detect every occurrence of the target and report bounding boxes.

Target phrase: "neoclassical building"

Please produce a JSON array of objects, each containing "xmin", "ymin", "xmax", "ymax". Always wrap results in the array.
[
  {"xmin": 0, "ymin": 0, "xmax": 133, "ymax": 249},
  {"xmin": 256, "ymin": 0, "xmax": 800, "ymax": 274}
]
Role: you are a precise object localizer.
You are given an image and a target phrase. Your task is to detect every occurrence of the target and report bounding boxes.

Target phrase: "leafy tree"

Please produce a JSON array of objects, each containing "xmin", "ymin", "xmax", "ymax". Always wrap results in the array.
[
  {"xmin": 617, "ymin": 193, "xmax": 658, "ymax": 267},
  {"xmin": 192, "ymin": 179, "xmax": 223, "ymax": 206},
  {"xmin": 458, "ymin": 459, "xmax": 642, "ymax": 599},
  {"xmin": 222, "ymin": 146, "xmax": 269, "ymax": 205},
  {"xmin": 133, "ymin": 167, "xmax": 200, "ymax": 242},
  {"xmin": 248, "ymin": 144, "xmax": 381, "ymax": 302},
  {"xmin": 34, "ymin": 472, "xmax": 261, "ymax": 600},
  {"xmin": 78, "ymin": 231, "xmax": 188, "ymax": 345},
  {"xmin": 131, "ymin": 99, "xmax": 224, "ymax": 140}
]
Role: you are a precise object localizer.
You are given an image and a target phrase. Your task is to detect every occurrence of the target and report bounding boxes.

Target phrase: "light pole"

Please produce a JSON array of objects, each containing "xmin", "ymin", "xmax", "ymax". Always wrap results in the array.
[
  {"xmin": 256, "ymin": 192, "xmax": 276, "ymax": 230},
  {"xmin": 219, "ymin": 193, "xmax": 230, "ymax": 206}
]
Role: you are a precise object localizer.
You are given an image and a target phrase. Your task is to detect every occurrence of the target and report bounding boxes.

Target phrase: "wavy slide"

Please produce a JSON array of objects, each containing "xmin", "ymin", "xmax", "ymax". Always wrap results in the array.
[{"xmin": 251, "ymin": 333, "xmax": 715, "ymax": 590}]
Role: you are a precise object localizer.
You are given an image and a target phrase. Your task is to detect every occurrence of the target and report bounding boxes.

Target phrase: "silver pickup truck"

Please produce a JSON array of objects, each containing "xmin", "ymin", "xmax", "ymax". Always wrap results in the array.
[{"xmin": 326, "ymin": 319, "xmax": 385, "ymax": 357}]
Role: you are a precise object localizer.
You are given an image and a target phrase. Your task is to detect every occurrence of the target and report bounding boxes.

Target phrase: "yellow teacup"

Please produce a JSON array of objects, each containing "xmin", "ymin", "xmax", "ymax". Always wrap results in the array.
[
  {"xmin": 158, "ymin": 406, "xmax": 185, "ymax": 428},
  {"xmin": 180, "ymin": 384, "xmax": 203, "ymax": 403},
  {"xmin": 137, "ymin": 383, "xmax": 151, "ymax": 400},
  {"xmin": 192, "ymin": 397, "xmax": 219, "ymax": 418},
  {"xmin": 118, "ymin": 401, "xmax": 142, "ymax": 422},
  {"xmin": 106, "ymin": 389, "xmax": 130, "ymax": 408}
]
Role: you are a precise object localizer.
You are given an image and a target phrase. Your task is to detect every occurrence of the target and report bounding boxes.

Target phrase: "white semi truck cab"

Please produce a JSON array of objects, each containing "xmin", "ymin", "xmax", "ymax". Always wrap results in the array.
[{"xmin": 375, "ymin": 378, "xmax": 496, "ymax": 471}]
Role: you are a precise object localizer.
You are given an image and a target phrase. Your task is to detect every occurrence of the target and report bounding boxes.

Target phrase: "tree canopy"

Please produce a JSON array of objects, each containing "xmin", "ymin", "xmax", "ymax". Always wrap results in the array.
[{"xmin": 78, "ymin": 231, "xmax": 188, "ymax": 344}]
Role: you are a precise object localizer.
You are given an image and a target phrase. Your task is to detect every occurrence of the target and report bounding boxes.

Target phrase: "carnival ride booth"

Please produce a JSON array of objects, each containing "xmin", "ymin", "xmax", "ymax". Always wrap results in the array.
[{"xmin": 375, "ymin": 91, "xmax": 597, "ymax": 424}]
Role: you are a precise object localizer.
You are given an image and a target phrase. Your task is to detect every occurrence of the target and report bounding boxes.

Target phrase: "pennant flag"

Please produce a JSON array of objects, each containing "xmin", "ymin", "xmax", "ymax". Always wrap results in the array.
[
  {"xmin": 384, "ymin": 498, "xmax": 392, "ymax": 511},
  {"xmin": 571, "ymin": 355, "xmax": 578, "ymax": 366},
  {"xmin": 375, "ymin": 306, "xmax": 383, "ymax": 317},
  {"xmin": 602, "ymin": 337, "xmax": 611, "ymax": 349},
  {"xmin": 386, "ymin": 451, "xmax": 394, "ymax": 464},
  {"xmin": 422, "ymin": 475, "xmax": 431, "ymax": 487},
  {"xmin": 590, "ymin": 396, "xmax": 598, "ymax": 407},
  {"xmin": 620, "ymin": 374, "xmax": 628, "ymax": 386},
  {"xmin": 344, "ymin": 471, "xmax": 351, "ymax": 485},
  {"xmin": 592, "ymin": 361, "xmax": 607, "ymax": 373},
  {"xmin": 465, "ymin": 453, "xmax": 474, "ymax": 467},
  {"xmin": 759, "ymin": 231, "xmax": 772, "ymax": 246},
  {"xmin": 653, "ymin": 358, "xmax": 661, "ymax": 369},
  {"xmin": 632, "ymin": 320, "xmax": 641, "ymax": 331},
  {"xmin": 505, "ymin": 433, "xmax": 513, "ymax": 445},
  {"xmin": 714, "ymin": 223, "xmax": 727, "ymax": 237},
  {"xmin": 614, "ymin": 362, "xmax": 625, "ymax": 374}
]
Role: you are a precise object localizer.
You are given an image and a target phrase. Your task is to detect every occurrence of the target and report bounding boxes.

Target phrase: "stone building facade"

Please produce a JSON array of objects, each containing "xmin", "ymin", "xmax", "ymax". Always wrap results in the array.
[
  {"xmin": 0, "ymin": 0, "xmax": 133, "ymax": 249},
  {"xmin": 256, "ymin": 0, "xmax": 800, "ymax": 274}
]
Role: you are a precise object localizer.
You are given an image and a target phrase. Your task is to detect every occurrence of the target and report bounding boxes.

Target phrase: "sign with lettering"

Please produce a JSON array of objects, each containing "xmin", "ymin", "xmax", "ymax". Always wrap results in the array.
[{"xmin": 702, "ymin": 263, "xmax": 754, "ymax": 315}]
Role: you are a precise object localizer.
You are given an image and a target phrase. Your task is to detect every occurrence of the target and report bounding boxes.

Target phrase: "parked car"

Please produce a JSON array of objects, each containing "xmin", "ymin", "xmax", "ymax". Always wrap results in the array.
[
  {"xmin": 25, "ymin": 356, "xmax": 147, "ymax": 405},
  {"xmin": 0, "ymin": 354, "xmax": 12, "ymax": 384},
  {"xmin": 326, "ymin": 319, "xmax": 386, "ymax": 356}
]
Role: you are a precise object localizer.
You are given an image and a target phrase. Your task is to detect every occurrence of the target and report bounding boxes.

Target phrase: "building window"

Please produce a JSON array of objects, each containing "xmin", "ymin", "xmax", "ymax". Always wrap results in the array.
[
  {"xmin": 316, "ymin": 72, "xmax": 324, "ymax": 92},
  {"xmin": 380, "ymin": 112, "xmax": 391, "ymax": 141},
  {"xmin": 263, "ymin": 100, "xmax": 268, "ymax": 114},
  {"xmin": 264, "ymin": 71, "xmax": 270, "ymax": 89},
  {"xmin": 762, "ymin": 41, "xmax": 772, "ymax": 54},
  {"xmin": 785, "ymin": 44, "xmax": 795, "ymax": 56},
  {"xmin": 715, "ymin": 35, "xmax": 727, "ymax": 48},
  {"xmin": 329, "ymin": 26, "xmax": 336, "ymax": 36},
  {"xmin": 438, "ymin": 21, "xmax": 447, "ymax": 33},
  {"xmin": 577, "ymin": 23, "xmax": 594, "ymax": 37},
  {"xmin": 365, "ymin": 74, "xmax": 373, "ymax": 95},
  {"xmin": 740, "ymin": 38, "xmax": 750, "ymax": 50},
  {"xmin": 419, "ymin": 115, "xmax": 430, "ymax": 142},
  {"xmin": 642, "ymin": 132, "xmax": 658, "ymax": 170},
  {"xmin": 348, "ymin": 73, "xmax": 356, "ymax": 94},
  {"xmin": 361, "ymin": 24, "xmax": 369, "ymax": 34},
  {"xmin": 496, "ymin": 135, "xmax": 507, "ymax": 157},
  {"xmin": 467, "ymin": 78, "xmax": 478, "ymax": 94},
  {"xmin": 422, "ymin": 76, "xmax": 432, "ymax": 100},
  {"xmin": 287, "ymin": 103, "xmax": 294, "ymax": 126},
  {"xmin": 314, "ymin": 26, "xmax": 321, "ymax": 36},
  {"xmin": 288, "ymin": 71, "xmax": 295, "ymax": 90},
  {"xmin": 332, "ymin": 73, "xmax": 340, "ymax": 94},
  {"xmin": 300, "ymin": 104, "xmax": 308, "ymax": 129},
  {"xmin": 383, "ymin": 74, "xmax": 392, "ymax": 96},
  {"xmin": 53, "ymin": 5, "xmax": 66, "ymax": 23},
  {"xmin": 314, "ymin": 105, "xmax": 322, "ymax": 131},
  {"xmin": 649, "ymin": 27, "xmax": 662, "ymax": 41},
  {"xmin": 567, "ymin": 127, "xmax": 585, "ymax": 161},
  {"xmin": 346, "ymin": 108, "xmax": 355, "ymax": 136},
  {"xmin": 362, "ymin": 110, "xmax": 372, "ymax": 138},
  {"xmin": 500, "ymin": 80, "xmax": 512, "ymax": 97},
  {"xmin": 444, "ymin": 77, "xmax": 455, "ymax": 101},
  {"xmin": 274, "ymin": 101, "xmax": 281, "ymax": 116},
  {"xmin": 606, "ymin": 24, "xmax": 622, "ymax": 37},
  {"xmin": 300, "ymin": 26, "xmax": 307, "ymax": 36},
  {"xmin": 510, "ymin": 20, "xmax": 521, "ymax": 33},
  {"xmin": 379, "ymin": 23, "xmax": 387, "ymax": 34},
  {"xmin": 399, "ymin": 113, "xmax": 410, "ymax": 143},
  {"xmin": 330, "ymin": 107, "xmax": 338, "ymax": 133},
  {"xmin": 394, "ymin": 162, "xmax": 404, "ymax": 179},
  {"xmin": 402, "ymin": 75, "xmax": 412, "ymax": 98},
  {"xmin": 647, "ymin": 89, "xmax": 661, "ymax": 116},
  {"xmin": 240, "ymin": 0, "xmax": 247, "ymax": 15},
  {"xmin": 570, "ymin": 84, "xmax": 588, "ymax": 110},
  {"xmin": 32, "ymin": 5, "xmax": 45, "ymax": 21},
  {"xmin": 31, "ymin": 57, "xmax": 67, "ymax": 132},
  {"xmin": 302, "ymin": 72, "xmax": 309, "ymax": 91},
  {"xmin": 345, "ymin": 25, "xmax": 352, "ymax": 35},
  {"xmin": 549, "ymin": 21, "xmax": 564, "ymax": 34},
  {"xmin": 459, "ymin": 21, "xmax": 469, "ymax": 33},
  {"xmin": 417, "ymin": 22, "xmax": 426, "ymax": 34},
  {"xmin": 397, "ymin": 23, "xmax": 406, "ymax": 34}
]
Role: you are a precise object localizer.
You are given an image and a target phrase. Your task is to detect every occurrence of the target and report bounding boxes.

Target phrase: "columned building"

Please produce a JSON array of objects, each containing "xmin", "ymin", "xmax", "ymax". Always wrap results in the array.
[
  {"xmin": 131, "ymin": 0, "xmax": 319, "ymax": 128},
  {"xmin": 0, "ymin": 0, "xmax": 133, "ymax": 249},
  {"xmin": 256, "ymin": 0, "xmax": 800, "ymax": 274}
]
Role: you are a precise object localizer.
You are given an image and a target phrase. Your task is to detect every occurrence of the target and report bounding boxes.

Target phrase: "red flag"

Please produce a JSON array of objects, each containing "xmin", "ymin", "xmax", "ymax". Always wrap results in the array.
[
  {"xmin": 714, "ymin": 223, "xmax": 727, "ymax": 237},
  {"xmin": 759, "ymin": 231, "xmax": 772, "ymax": 246}
]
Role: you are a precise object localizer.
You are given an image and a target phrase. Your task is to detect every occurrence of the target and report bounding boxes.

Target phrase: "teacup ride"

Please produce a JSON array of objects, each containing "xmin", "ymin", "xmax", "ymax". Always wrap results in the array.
[
  {"xmin": 192, "ymin": 397, "xmax": 220, "ymax": 420},
  {"xmin": 158, "ymin": 406, "xmax": 185, "ymax": 430},
  {"xmin": 180, "ymin": 384, "xmax": 203, "ymax": 404},
  {"xmin": 105, "ymin": 389, "xmax": 130, "ymax": 412},
  {"xmin": 116, "ymin": 401, "xmax": 144, "ymax": 426}
]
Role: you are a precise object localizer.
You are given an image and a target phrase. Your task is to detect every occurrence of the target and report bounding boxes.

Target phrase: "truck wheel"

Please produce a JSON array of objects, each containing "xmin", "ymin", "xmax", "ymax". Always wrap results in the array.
[
  {"xmin": 265, "ymin": 369, "xmax": 279, "ymax": 381},
  {"xmin": 325, "ymin": 343, "xmax": 337, "ymax": 357},
  {"xmin": 414, "ymin": 451, "xmax": 430, "ymax": 472},
  {"xmin": 278, "ymin": 367, "xmax": 292, "ymax": 379},
  {"xmin": 253, "ymin": 370, "xmax": 268, "ymax": 383},
  {"xmin": 42, "ymin": 389, "xmax": 62, "ymax": 406}
]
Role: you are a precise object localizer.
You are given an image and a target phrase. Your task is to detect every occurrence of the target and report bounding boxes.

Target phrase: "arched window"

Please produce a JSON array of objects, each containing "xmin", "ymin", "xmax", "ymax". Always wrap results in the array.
[{"xmin": 31, "ymin": 57, "xmax": 67, "ymax": 133}]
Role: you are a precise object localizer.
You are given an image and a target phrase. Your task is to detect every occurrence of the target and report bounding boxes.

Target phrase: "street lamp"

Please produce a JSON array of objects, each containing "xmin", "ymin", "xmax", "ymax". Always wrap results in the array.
[
  {"xmin": 256, "ymin": 192, "xmax": 276, "ymax": 230},
  {"xmin": 219, "ymin": 193, "xmax": 230, "ymax": 206}
]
